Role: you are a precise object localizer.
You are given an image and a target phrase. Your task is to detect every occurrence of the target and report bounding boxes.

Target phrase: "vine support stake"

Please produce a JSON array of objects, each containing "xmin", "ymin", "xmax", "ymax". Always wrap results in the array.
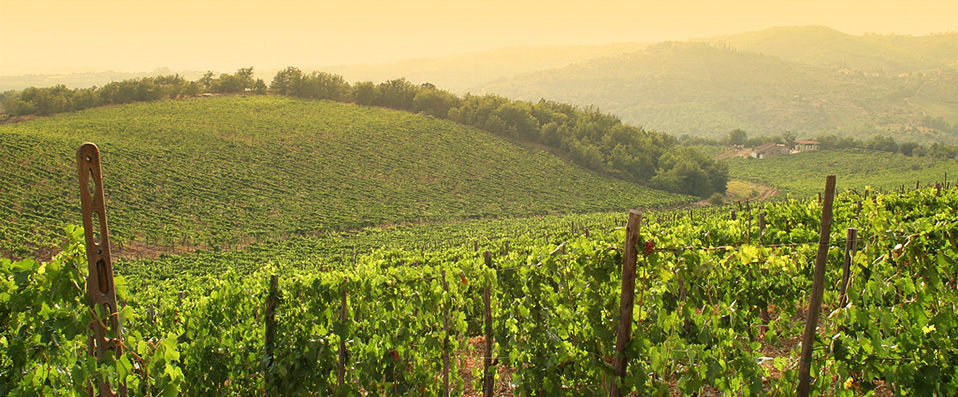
[
  {"xmin": 338, "ymin": 289, "xmax": 348, "ymax": 393},
  {"xmin": 265, "ymin": 273, "xmax": 279, "ymax": 391},
  {"xmin": 441, "ymin": 270, "xmax": 451, "ymax": 397},
  {"xmin": 610, "ymin": 210, "xmax": 642, "ymax": 397},
  {"xmin": 77, "ymin": 143, "xmax": 126, "ymax": 397},
  {"xmin": 797, "ymin": 175, "xmax": 836, "ymax": 397},
  {"xmin": 838, "ymin": 228, "xmax": 858, "ymax": 308},
  {"xmin": 758, "ymin": 211, "xmax": 767, "ymax": 238},
  {"xmin": 482, "ymin": 251, "xmax": 496, "ymax": 397}
]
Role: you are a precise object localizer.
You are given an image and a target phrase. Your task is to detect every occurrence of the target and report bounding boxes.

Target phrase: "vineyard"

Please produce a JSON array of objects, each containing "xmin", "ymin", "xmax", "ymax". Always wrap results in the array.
[
  {"xmin": 3, "ymin": 177, "xmax": 956, "ymax": 395},
  {"xmin": 725, "ymin": 148, "xmax": 956, "ymax": 197},
  {"xmin": 0, "ymin": 96, "xmax": 688, "ymax": 259}
]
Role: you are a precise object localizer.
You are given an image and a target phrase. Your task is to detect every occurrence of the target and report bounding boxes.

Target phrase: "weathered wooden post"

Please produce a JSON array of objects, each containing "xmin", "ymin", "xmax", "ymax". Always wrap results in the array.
[
  {"xmin": 147, "ymin": 303, "xmax": 156, "ymax": 324},
  {"xmin": 797, "ymin": 175, "xmax": 836, "ymax": 397},
  {"xmin": 731, "ymin": 209, "xmax": 737, "ymax": 221},
  {"xmin": 838, "ymin": 228, "xmax": 858, "ymax": 308},
  {"xmin": 338, "ymin": 289, "xmax": 348, "ymax": 392},
  {"xmin": 265, "ymin": 274, "xmax": 279, "ymax": 390},
  {"xmin": 76, "ymin": 143, "xmax": 126, "ymax": 397},
  {"xmin": 610, "ymin": 210, "xmax": 642, "ymax": 396},
  {"xmin": 758, "ymin": 211, "xmax": 767, "ymax": 237},
  {"xmin": 441, "ymin": 270, "xmax": 451, "ymax": 397},
  {"xmin": 482, "ymin": 251, "xmax": 496, "ymax": 397}
]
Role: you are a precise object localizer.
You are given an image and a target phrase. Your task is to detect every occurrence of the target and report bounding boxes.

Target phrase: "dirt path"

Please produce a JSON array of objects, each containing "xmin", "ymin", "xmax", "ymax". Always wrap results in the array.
[{"xmin": 725, "ymin": 179, "xmax": 780, "ymax": 202}]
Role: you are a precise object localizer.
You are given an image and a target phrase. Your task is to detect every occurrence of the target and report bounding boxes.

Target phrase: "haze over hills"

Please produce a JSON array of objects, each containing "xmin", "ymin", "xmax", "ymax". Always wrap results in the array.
[
  {"xmin": 475, "ymin": 34, "xmax": 958, "ymax": 143},
  {"xmin": 3, "ymin": 26, "xmax": 956, "ymax": 144},
  {"xmin": 705, "ymin": 26, "xmax": 958, "ymax": 74},
  {"xmin": 321, "ymin": 42, "xmax": 649, "ymax": 93},
  {"xmin": 0, "ymin": 68, "xmax": 209, "ymax": 91}
]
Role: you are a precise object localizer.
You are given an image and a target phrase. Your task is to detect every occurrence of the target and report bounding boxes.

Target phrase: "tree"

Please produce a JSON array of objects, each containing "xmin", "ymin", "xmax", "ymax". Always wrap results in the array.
[
  {"xmin": 727, "ymin": 129, "xmax": 747, "ymax": 146},
  {"xmin": 253, "ymin": 79, "xmax": 267, "ymax": 95},
  {"xmin": 270, "ymin": 67, "xmax": 304, "ymax": 96},
  {"xmin": 351, "ymin": 81, "xmax": 379, "ymax": 105},
  {"xmin": 412, "ymin": 88, "xmax": 460, "ymax": 118},
  {"xmin": 199, "ymin": 71, "xmax": 215, "ymax": 90}
]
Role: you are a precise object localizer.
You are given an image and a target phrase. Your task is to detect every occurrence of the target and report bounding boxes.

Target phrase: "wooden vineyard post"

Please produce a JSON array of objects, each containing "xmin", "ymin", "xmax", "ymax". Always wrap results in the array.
[
  {"xmin": 265, "ymin": 274, "xmax": 279, "ymax": 391},
  {"xmin": 482, "ymin": 251, "xmax": 496, "ymax": 397},
  {"xmin": 838, "ymin": 228, "xmax": 858, "ymax": 308},
  {"xmin": 758, "ymin": 211, "xmax": 767, "ymax": 238},
  {"xmin": 440, "ymin": 270, "xmax": 451, "ymax": 397},
  {"xmin": 338, "ymin": 289, "xmax": 348, "ymax": 393},
  {"xmin": 797, "ymin": 175, "xmax": 836, "ymax": 397},
  {"xmin": 731, "ymin": 209, "xmax": 737, "ymax": 221},
  {"xmin": 610, "ymin": 210, "xmax": 642, "ymax": 397},
  {"xmin": 76, "ymin": 143, "xmax": 126, "ymax": 397}
]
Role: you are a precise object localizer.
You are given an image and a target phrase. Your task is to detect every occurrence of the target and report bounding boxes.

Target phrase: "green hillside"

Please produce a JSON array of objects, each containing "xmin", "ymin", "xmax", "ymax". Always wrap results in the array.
[
  {"xmin": 725, "ymin": 148, "xmax": 957, "ymax": 197},
  {"xmin": 476, "ymin": 41, "xmax": 958, "ymax": 144},
  {"xmin": 0, "ymin": 95, "xmax": 688, "ymax": 259},
  {"xmin": 707, "ymin": 26, "xmax": 958, "ymax": 74}
]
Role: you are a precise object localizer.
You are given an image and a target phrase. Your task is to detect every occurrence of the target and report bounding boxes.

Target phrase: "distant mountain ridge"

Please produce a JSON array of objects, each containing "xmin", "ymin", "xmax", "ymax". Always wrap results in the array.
[
  {"xmin": 704, "ymin": 26, "xmax": 958, "ymax": 74},
  {"xmin": 474, "ymin": 31, "xmax": 958, "ymax": 144},
  {"xmin": 320, "ymin": 42, "xmax": 650, "ymax": 93},
  {"xmin": 4, "ymin": 26, "xmax": 956, "ymax": 144}
]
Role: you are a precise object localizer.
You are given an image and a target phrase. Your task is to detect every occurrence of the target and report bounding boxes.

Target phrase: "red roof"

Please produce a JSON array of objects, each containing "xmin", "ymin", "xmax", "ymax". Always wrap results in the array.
[{"xmin": 794, "ymin": 140, "xmax": 820, "ymax": 145}]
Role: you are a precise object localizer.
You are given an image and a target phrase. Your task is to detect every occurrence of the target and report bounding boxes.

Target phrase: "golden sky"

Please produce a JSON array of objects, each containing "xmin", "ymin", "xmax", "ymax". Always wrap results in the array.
[{"xmin": 1, "ymin": 0, "xmax": 956, "ymax": 75}]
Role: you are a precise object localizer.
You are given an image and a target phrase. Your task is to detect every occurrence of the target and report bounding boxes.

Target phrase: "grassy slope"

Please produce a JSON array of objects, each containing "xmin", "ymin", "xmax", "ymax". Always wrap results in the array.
[
  {"xmin": 0, "ymin": 95, "xmax": 688, "ymax": 258},
  {"xmin": 475, "ymin": 41, "xmax": 958, "ymax": 144},
  {"xmin": 724, "ymin": 149, "xmax": 957, "ymax": 197}
]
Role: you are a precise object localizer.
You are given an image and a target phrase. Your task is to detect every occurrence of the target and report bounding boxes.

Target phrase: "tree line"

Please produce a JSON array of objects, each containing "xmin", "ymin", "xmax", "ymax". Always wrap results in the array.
[
  {"xmin": 685, "ymin": 128, "xmax": 957, "ymax": 160},
  {"xmin": 0, "ymin": 67, "xmax": 727, "ymax": 196}
]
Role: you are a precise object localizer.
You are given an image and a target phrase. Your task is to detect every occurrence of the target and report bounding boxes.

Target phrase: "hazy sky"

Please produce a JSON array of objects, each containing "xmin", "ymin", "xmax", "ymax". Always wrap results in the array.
[{"xmin": 1, "ymin": 0, "xmax": 956, "ymax": 75}]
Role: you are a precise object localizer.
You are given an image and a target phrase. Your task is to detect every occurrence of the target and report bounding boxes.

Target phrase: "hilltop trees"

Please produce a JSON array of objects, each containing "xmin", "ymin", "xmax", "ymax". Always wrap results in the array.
[{"xmin": 0, "ymin": 67, "xmax": 731, "ymax": 197}]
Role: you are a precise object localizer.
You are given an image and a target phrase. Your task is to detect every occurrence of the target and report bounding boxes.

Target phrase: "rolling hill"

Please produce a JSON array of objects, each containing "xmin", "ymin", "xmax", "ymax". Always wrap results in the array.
[
  {"xmin": 0, "ymin": 95, "xmax": 688, "ymax": 259},
  {"xmin": 475, "ymin": 41, "xmax": 958, "ymax": 144},
  {"xmin": 706, "ymin": 26, "xmax": 958, "ymax": 74},
  {"xmin": 320, "ymin": 42, "xmax": 649, "ymax": 93},
  {"xmin": 724, "ymin": 148, "xmax": 957, "ymax": 197}
]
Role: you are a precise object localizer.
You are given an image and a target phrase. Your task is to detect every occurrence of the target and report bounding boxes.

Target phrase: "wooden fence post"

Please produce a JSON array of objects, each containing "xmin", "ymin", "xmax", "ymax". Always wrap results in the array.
[
  {"xmin": 797, "ymin": 175, "xmax": 836, "ymax": 397},
  {"xmin": 338, "ymin": 289, "xmax": 348, "ymax": 393},
  {"xmin": 610, "ymin": 210, "xmax": 642, "ymax": 397},
  {"xmin": 731, "ymin": 209, "xmax": 737, "ymax": 221},
  {"xmin": 76, "ymin": 143, "xmax": 126, "ymax": 397},
  {"xmin": 482, "ymin": 251, "xmax": 496, "ymax": 397},
  {"xmin": 441, "ymin": 270, "xmax": 450, "ymax": 397},
  {"xmin": 758, "ymin": 211, "xmax": 767, "ymax": 238},
  {"xmin": 838, "ymin": 228, "xmax": 858, "ymax": 308},
  {"xmin": 265, "ymin": 274, "xmax": 279, "ymax": 391}
]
